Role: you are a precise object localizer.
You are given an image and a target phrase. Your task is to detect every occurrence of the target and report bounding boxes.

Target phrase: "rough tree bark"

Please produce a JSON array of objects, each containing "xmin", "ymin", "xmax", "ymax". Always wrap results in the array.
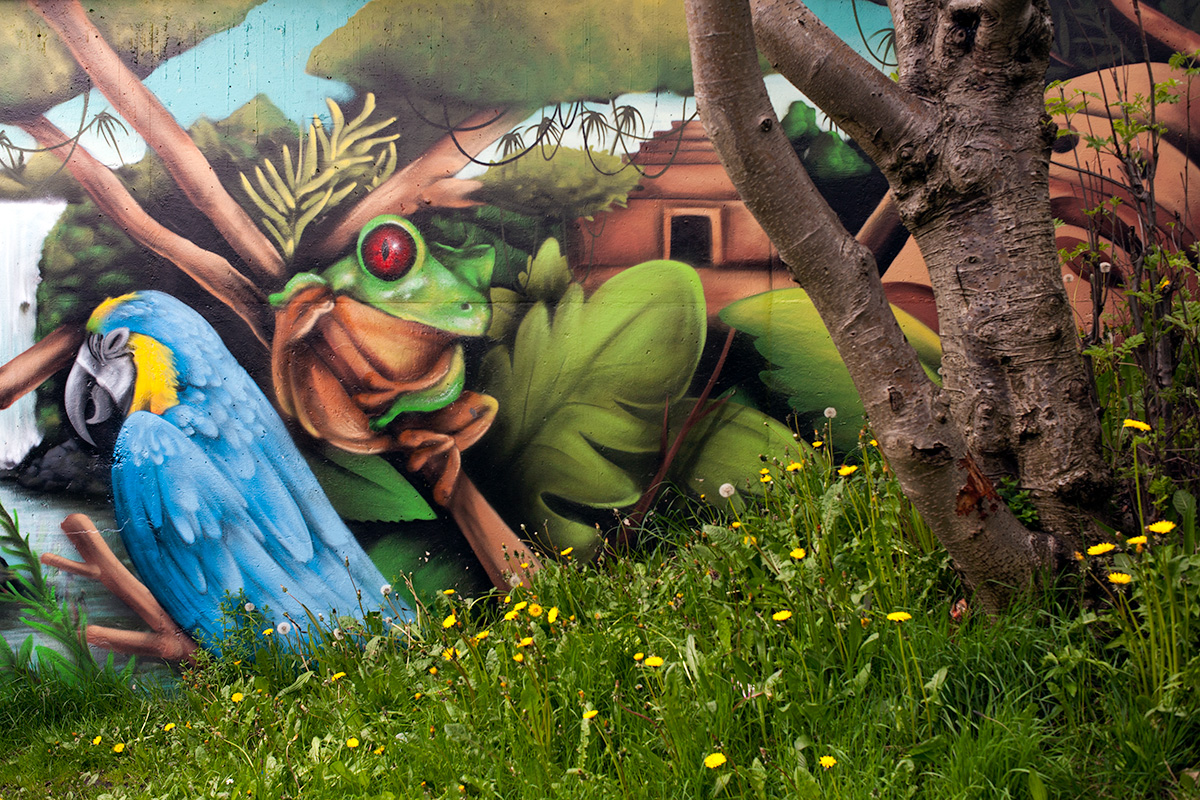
[{"xmin": 685, "ymin": 0, "xmax": 1112, "ymax": 609}]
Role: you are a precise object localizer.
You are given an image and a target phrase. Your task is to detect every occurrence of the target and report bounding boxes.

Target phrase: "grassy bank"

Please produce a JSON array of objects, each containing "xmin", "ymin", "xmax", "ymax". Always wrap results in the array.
[{"xmin": 1, "ymin": 436, "xmax": 1198, "ymax": 799}]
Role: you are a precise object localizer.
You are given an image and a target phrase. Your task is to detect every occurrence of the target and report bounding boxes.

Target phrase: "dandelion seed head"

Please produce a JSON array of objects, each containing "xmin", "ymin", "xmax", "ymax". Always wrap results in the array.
[{"xmin": 718, "ymin": 483, "xmax": 736, "ymax": 498}]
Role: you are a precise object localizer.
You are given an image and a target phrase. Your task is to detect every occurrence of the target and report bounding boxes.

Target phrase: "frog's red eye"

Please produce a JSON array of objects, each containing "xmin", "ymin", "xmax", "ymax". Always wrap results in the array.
[{"xmin": 361, "ymin": 222, "xmax": 417, "ymax": 281}]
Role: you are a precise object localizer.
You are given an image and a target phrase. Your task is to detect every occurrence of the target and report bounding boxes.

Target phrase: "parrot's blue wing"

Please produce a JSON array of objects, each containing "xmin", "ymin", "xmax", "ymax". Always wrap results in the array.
[{"xmin": 112, "ymin": 411, "xmax": 397, "ymax": 651}]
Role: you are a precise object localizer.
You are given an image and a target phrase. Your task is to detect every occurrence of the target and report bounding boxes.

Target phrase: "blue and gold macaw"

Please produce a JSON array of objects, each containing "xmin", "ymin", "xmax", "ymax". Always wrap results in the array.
[{"xmin": 64, "ymin": 291, "xmax": 411, "ymax": 650}]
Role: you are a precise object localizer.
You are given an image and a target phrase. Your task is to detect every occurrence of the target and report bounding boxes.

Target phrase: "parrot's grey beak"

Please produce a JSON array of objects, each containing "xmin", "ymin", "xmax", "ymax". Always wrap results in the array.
[{"xmin": 65, "ymin": 328, "xmax": 135, "ymax": 448}]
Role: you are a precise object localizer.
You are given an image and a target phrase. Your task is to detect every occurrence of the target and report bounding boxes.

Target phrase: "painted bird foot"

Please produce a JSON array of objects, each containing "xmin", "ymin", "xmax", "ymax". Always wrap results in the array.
[{"xmin": 40, "ymin": 513, "xmax": 197, "ymax": 662}]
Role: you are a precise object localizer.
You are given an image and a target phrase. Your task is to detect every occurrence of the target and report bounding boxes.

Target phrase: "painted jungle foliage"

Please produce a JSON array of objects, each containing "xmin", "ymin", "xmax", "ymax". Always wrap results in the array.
[{"xmin": 0, "ymin": 0, "xmax": 1198, "ymax": 670}]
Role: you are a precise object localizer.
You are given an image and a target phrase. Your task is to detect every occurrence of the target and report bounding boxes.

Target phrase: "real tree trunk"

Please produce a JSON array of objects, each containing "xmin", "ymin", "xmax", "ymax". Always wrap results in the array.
[{"xmin": 685, "ymin": 0, "xmax": 1112, "ymax": 609}]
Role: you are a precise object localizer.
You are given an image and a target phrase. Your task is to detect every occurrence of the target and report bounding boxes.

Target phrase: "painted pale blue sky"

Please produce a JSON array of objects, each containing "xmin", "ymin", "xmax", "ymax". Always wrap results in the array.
[{"xmin": 2, "ymin": 0, "xmax": 892, "ymax": 168}]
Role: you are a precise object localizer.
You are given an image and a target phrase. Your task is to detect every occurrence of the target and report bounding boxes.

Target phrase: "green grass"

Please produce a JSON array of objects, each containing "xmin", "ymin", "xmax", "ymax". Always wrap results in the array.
[{"xmin": 1, "ymin": 441, "xmax": 1198, "ymax": 799}]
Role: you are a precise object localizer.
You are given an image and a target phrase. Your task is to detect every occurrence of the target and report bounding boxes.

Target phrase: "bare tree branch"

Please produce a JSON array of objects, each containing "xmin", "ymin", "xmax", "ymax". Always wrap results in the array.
[
  {"xmin": 41, "ymin": 513, "xmax": 197, "ymax": 662},
  {"xmin": 308, "ymin": 108, "xmax": 527, "ymax": 263},
  {"xmin": 28, "ymin": 0, "xmax": 286, "ymax": 284},
  {"xmin": 0, "ymin": 323, "xmax": 84, "ymax": 411},
  {"xmin": 750, "ymin": 0, "xmax": 932, "ymax": 165},
  {"xmin": 19, "ymin": 116, "xmax": 271, "ymax": 349},
  {"xmin": 686, "ymin": 0, "xmax": 1057, "ymax": 610}
]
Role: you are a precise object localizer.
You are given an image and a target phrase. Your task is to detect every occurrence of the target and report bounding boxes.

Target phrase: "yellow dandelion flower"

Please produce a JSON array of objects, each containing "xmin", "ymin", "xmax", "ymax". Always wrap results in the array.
[
  {"xmin": 374, "ymin": 745, "xmax": 385, "ymax": 755},
  {"xmin": 1087, "ymin": 543, "xmax": 1116, "ymax": 556},
  {"xmin": 474, "ymin": 630, "xmax": 491, "ymax": 642},
  {"xmin": 634, "ymin": 652, "xmax": 645, "ymax": 661},
  {"xmin": 1126, "ymin": 535, "xmax": 1147, "ymax": 546},
  {"xmin": 760, "ymin": 468, "xmax": 771, "ymax": 475},
  {"xmin": 1147, "ymin": 520, "xmax": 1177, "ymax": 534},
  {"xmin": 819, "ymin": 755, "xmax": 837, "ymax": 769},
  {"xmin": 262, "ymin": 628, "xmax": 273, "ymax": 636},
  {"xmin": 812, "ymin": 440, "xmax": 823, "ymax": 448},
  {"xmin": 163, "ymin": 723, "xmax": 176, "ymax": 732},
  {"xmin": 1122, "ymin": 418, "xmax": 1151, "ymax": 432},
  {"xmin": 704, "ymin": 752, "xmax": 727, "ymax": 769},
  {"xmin": 645, "ymin": 656, "xmax": 664, "ymax": 667},
  {"xmin": 92, "ymin": 736, "xmax": 102, "ymax": 746},
  {"xmin": 547, "ymin": 607, "xmax": 559, "ymax": 624},
  {"xmin": 112, "ymin": 743, "xmax": 125, "ymax": 753},
  {"xmin": 886, "ymin": 612, "xmax": 912, "ymax": 623},
  {"xmin": 442, "ymin": 647, "xmax": 458, "ymax": 660},
  {"xmin": 414, "ymin": 692, "xmax": 423, "ymax": 700},
  {"xmin": 346, "ymin": 737, "xmax": 360, "ymax": 749},
  {"xmin": 1073, "ymin": 551, "xmax": 1084, "ymax": 561},
  {"xmin": 513, "ymin": 601, "xmax": 528, "ymax": 612},
  {"xmin": 743, "ymin": 535, "xmax": 757, "ymax": 545},
  {"xmin": 231, "ymin": 693, "xmax": 244, "ymax": 703},
  {"xmin": 528, "ymin": 604, "xmax": 544, "ymax": 617},
  {"xmin": 518, "ymin": 637, "xmax": 534, "ymax": 647},
  {"xmin": 428, "ymin": 667, "xmax": 438, "ymax": 676},
  {"xmin": 520, "ymin": 562, "xmax": 530, "ymax": 569},
  {"xmin": 785, "ymin": 461, "xmax": 802, "ymax": 472},
  {"xmin": 760, "ymin": 474, "xmax": 774, "ymax": 484},
  {"xmin": 503, "ymin": 595, "xmax": 512, "ymax": 604},
  {"xmin": 504, "ymin": 610, "xmax": 518, "ymax": 621},
  {"xmin": 560, "ymin": 547, "xmax": 574, "ymax": 557},
  {"xmin": 1108, "ymin": 572, "xmax": 1133, "ymax": 585},
  {"xmin": 583, "ymin": 710, "xmax": 599, "ymax": 720},
  {"xmin": 442, "ymin": 588, "xmax": 456, "ymax": 596},
  {"xmin": 772, "ymin": 610, "xmax": 793, "ymax": 622},
  {"xmin": 790, "ymin": 547, "xmax": 806, "ymax": 560},
  {"xmin": 730, "ymin": 521, "xmax": 742, "ymax": 529},
  {"xmin": 869, "ymin": 439, "xmax": 878, "ymax": 447},
  {"xmin": 513, "ymin": 653, "xmax": 524, "ymax": 663},
  {"xmin": 442, "ymin": 613, "xmax": 457, "ymax": 629},
  {"xmin": 330, "ymin": 671, "xmax": 346, "ymax": 682},
  {"xmin": 838, "ymin": 465, "xmax": 858, "ymax": 477}
]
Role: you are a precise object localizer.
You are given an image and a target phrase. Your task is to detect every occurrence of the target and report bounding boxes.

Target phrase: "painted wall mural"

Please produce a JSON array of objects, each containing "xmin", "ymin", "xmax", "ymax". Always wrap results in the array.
[{"xmin": 1, "ymin": 0, "xmax": 1198, "ymax": 668}]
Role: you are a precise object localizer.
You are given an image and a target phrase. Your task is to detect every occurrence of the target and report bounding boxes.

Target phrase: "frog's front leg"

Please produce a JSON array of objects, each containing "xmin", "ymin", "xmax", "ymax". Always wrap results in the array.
[{"xmin": 395, "ymin": 391, "xmax": 498, "ymax": 505}]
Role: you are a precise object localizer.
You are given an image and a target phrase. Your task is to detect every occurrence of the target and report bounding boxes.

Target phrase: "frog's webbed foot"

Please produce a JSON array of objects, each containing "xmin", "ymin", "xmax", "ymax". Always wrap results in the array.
[{"xmin": 395, "ymin": 391, "xmax": 498, "ymax": 505}]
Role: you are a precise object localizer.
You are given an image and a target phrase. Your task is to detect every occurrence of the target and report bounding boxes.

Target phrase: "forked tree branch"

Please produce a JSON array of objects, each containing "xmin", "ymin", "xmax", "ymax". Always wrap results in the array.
[
  {"xmin": 685, "ymin": 0, "xmax": 1056, "ymax": 610},
  {"xmin": 28, "ymin": 0, "xmax": 286, "ymax": 284},
  {"xmin": 19, "ymin": 116, "xmax": 271, "ymax": 349},
  {"xmin": 308, "ymin": 108, "xmax": 528, "ymax": 262},
  {"xmin": 750, "ymin": 0, "xmax": 931, "ymax": 165},
  {"xmin": 41, "ymin": 513, "xmax": 198, "ymax": 662}
]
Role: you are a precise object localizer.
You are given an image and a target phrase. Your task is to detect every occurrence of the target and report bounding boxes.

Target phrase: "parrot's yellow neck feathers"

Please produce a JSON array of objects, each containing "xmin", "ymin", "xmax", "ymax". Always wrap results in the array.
[
  {"xmin": 127, "ymin": 333, "xmax": 179, "ymax": 415},
  {"xmin": 87, "ymin": 293, "xmax": 140, "ymax": 332}
]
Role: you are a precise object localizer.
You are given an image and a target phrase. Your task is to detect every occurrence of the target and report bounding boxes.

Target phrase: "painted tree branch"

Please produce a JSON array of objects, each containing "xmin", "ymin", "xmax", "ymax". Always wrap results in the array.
[
  {"xmin": 0, "ymin": 323, "xmax": 84, "ymax": 411},
  {"xmin": 686, "ymin": 0, "xmax": 1063, "ymax": 609},
  {"xmin": 308, "ymin": 108, "xmax": 528, "ymax": 263},
  {"xmin": 28, "ymin": 0, "xmax": 286, "ymax": 284},
  {"xmin": 1107, "ymin": 0, "xmax": 1200, "ymax": 55},
  {"xmin": 445, "ymin": 475, "xmax": 542, "ymax": 591},
  {"xmin": 40, "ymin": 513, "xmax": 197, "ymax": 662},
  {"xmin": 749, "ymin": 0, "xmax": 931, "ymax": 165},
  {"xmin": 19, "ymin": 116, "xmax": 271, "ymax": 349}
]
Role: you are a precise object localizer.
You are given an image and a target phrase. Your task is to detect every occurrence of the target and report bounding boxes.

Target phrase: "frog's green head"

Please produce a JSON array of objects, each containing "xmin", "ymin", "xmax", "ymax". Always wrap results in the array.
[{"xmin": 311, "ymin": 215, "xmax": 493, "ymax": 337}]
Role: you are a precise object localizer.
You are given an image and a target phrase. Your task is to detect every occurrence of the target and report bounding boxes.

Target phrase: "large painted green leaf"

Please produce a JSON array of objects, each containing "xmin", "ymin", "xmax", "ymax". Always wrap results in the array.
[
  {"xmin": 666, "ymin": 398, "xmax": 804, "ymax": 502},
  {"xmin": 306, "ymin": 447, "xmax": 435, "ymax": 524},
  {"xmin": 720, "ymin": 289, "xmax": 941, "ymax": 452},
  {"xmin": 477, "ymin": 260, "xmax": 705, "ymax": 558}
]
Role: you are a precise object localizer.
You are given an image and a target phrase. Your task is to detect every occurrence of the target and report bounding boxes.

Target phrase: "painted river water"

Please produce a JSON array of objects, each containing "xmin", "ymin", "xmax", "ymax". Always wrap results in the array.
[{"xmin": 1, "ymin": 200, "xmax": 156, "ymax": 671}]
